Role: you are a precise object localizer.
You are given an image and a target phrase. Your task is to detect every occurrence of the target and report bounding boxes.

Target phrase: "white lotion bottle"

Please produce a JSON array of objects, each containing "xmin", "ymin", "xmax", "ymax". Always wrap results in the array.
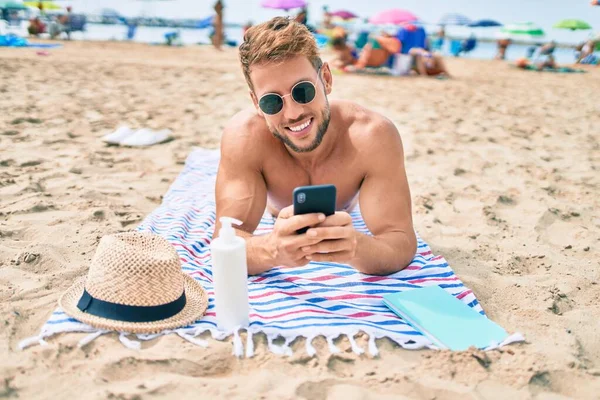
[{"xmin": 211, "ymin": 217, "xmax": 249, "ymax": 331}]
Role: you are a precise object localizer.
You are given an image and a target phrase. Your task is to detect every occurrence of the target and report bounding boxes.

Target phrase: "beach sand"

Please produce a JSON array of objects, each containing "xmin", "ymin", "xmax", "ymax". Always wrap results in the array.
[{"xmin": 1, "ymin": 41, "xmax": 599, "ymax": 399}]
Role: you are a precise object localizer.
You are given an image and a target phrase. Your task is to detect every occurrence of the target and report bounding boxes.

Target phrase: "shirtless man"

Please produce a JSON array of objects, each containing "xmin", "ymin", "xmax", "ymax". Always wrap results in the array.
[{"xmin": 215, "ymin": 17, "xmax": 417, "ymax": 276}]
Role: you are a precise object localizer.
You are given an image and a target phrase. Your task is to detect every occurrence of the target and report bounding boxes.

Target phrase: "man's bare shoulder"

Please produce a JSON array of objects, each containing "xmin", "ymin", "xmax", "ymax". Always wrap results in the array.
[
  {"xmin": 334, "ymin": 100, "xmax": 403, "ymax": 155},
  {"xmin": 220, "ymin": 108, "xmax": 275, "ymax": 165}
]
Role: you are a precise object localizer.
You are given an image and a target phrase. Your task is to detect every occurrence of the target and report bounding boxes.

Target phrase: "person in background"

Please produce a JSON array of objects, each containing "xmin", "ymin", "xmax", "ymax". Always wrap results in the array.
[
  {"xmin": 322, "ymin": 6, "xmax": 333, "ymax": 30},
  {"xmin": 243, "ymin": 20, "xmax": 253, "ymax": 36},
  {"xmin": 346, "ymin": 33, "xmax": 400, "ymax": 71},
  {"xmin": 28, "ymin": 17, "xmax": 46, "ymax": 36},
  {"xmin": 432, "ymin": 25, "xmax": 445, "ymax": 51},
  {"xmin": 330, "ymin": 36, "xmax": 357, "ymax": 69},
  {"xmin": 295, "ymin": 7, "xmax": 308, "ymax": 25},
  {"xmin": 212, "ymin": 0, "xmax": 224, "ymax": 50},
  {"xmin": 495, "ymin": 37, "xmax": 511, "ymax": 60},
  {"xmin": 409, "ymin": 48, "xmax": 451, "ymax": 78}
]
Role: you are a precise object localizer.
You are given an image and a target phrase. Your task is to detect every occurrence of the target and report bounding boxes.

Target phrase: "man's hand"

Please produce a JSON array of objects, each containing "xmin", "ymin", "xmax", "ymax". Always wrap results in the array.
[
  {"xmin": 300, "ymin": 212, "xmax": 359, "ymax": 264},
  {"xmin": 266, "ymin": 205, "xmax": 328, "ymax": 267}
]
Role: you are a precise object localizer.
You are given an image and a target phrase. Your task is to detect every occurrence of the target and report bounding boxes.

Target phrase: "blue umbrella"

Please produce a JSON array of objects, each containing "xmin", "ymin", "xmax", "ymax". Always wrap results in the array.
[
  {"xmin": 438, "ymin": 13, "xmax": 472, "ymax": 26},
  {"xmin": 196, "ymin": 15, "xmax": 214, "ymax": 29},
  {"xmin": 468, "ymin": 19, "xmax": 503, "ymax": 28}
]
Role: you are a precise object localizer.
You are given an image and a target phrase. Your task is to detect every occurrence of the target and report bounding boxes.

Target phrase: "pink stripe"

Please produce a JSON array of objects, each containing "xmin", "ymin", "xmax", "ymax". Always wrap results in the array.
[
  {"xmin": 189, "ymin": 270, "xmax": 212, "ymax": 281},
  {"xmin": 457, "ymin": 289, "xmax": 472, "ymax": 299},
  {"xmin": 249, "ymin": 290, "xmax": 312, "ymax": 299},
  {"xmin": 417, "ymin": 250, "xmax": 432, "ymax": 256}
]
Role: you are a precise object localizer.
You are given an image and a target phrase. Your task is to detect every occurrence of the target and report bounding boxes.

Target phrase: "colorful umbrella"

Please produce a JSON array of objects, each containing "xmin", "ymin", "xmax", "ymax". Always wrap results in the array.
[
  {"xmin": 23, "ymin": 1, "xmax": 63, "ymax": 10},
  {"xmin": 329, "ymin": 10, "xmax": 357, "ymax": 20},
  {"xmin": 369, "ymin": 9, "xmax": 418, "ymax": 25},
  {"xmin": 553, "ymin": 19, "xmax": 592, "ymax": 31},
  {"xmin": 468, "ymin": 19, "xmax": 503, "ymax": 28},
  {"xmin": 438, "ymin": 13, "xmax": 471, "ymax": 26},
  {"xmin": 501, "ymin": 22, "xmax": 545, "ymax": 38},
  {"xmin": 0, "ymin": 0, "xmax": 28, "ymax": 10},
  {"xmin": 261, "ymin": 0, "xmax": 306, "ymax": 10}
]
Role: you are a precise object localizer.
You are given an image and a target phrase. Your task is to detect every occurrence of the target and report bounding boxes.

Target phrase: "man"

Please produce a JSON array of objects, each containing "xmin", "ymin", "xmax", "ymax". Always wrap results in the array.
[{"xmin": 215, "ymin": 17, "xmax": 417, "ymax": 276}]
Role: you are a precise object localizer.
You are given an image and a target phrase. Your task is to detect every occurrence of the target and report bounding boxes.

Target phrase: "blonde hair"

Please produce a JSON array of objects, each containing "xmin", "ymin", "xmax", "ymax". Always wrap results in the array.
[{"xmin": 239, "ymin": 17, "xmax": 323, "ymax": 91}]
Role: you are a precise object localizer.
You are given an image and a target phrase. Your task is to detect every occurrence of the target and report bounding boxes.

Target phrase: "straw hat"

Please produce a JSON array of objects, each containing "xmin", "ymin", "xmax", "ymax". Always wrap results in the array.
[{"xmin": 59, "ymin": 232, "xmax": 208, "ymax": 334}]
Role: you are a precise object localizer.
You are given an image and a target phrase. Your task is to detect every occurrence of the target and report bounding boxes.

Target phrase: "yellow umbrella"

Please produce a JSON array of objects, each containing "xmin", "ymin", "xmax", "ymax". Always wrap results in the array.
[{"xmin": 23, "ymin": 1, "xmax": 64, "ymax": 11}]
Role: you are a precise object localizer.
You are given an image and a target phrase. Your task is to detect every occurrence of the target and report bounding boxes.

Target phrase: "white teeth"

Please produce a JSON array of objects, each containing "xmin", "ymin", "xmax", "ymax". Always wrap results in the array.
[{"xmin": 289, "ymin": 119, "xmax": 311, "ymax": 132}]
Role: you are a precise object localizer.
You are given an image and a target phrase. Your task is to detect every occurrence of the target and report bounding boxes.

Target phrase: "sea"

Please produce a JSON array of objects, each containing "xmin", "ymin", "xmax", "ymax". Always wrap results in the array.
[{"xmin": 5, "ymin": 22, "xmax": 580, "ymax": 65}]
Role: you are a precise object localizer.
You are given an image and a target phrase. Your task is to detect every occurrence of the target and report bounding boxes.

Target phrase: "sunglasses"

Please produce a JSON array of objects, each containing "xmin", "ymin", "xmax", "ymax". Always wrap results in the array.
[{"xmin": 258, "ymin": 67, "xmax": 322, "ymax": 115}]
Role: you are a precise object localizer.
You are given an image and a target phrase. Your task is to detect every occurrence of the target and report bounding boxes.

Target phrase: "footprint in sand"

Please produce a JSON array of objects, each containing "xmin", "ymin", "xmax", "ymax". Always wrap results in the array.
[{"xmin": 98, "ymin": 352, "xmax": 234, "ymax": 383}]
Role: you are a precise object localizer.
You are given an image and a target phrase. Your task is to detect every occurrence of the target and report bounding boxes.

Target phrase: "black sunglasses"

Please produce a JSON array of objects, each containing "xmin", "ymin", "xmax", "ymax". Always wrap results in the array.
[{"xmin": 258, "ymin": 67, "xmax": 322, "ymax": 115}]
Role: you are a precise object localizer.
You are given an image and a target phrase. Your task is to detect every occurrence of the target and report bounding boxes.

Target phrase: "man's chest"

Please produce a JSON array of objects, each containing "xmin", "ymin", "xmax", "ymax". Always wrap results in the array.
[{"xmin": 263, "ymin": 157, "xmax": 363, "ymax": 212}]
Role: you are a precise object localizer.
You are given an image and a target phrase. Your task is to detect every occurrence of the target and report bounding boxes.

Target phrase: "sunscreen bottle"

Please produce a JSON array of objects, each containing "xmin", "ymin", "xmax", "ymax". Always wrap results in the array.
[{"xmin": 211, "ymin": 217, "xmax": 249, "ymax": 331}]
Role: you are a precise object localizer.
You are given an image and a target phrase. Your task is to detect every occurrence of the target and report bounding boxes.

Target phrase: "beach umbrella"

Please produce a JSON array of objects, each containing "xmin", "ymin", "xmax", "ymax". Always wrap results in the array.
[
  {"xmin": 438, "ymin": 13, "xmax": 471, "ymax": 26},
  {"xmin": 261, "ymin": 0, "xmax": 306, "ymax": 11},
  {"xmin": 23, "ymin": 1, "xmax": 63, "ymax": 10},
  {"xmin": 369, "ymin": 9, "xmax": 418, "ymax": 25},
  {"xmin": 468, "ymin": 19, "xmax": 503, "ymax": 28},
  {"xmin": 553, "ymin": 19, "xmax": 592, "ymax": 31},
  {"xmin": 0, "ymin": 0, "xmax": 27, "ymax": 10},
  {"xmin": 501, "ymin": 22, "xmax": 545, "ymax": 39},
  {"xmin": 329, "ymin": 10, "xmax": 358, "ymax": 20}
]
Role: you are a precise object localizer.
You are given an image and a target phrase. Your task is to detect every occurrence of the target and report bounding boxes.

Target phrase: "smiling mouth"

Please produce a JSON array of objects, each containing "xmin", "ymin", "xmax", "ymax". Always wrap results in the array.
[{"xmin": 285, "ymin": 118, "xmax": 313, "ymax": 136}]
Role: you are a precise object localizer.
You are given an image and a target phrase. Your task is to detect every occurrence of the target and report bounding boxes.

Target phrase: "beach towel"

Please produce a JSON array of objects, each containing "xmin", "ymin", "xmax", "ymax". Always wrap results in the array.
[
  {"xmin": 20, "ymin": 148, "xmax": 523, "ymax": 356},
  {"xmin": 0, "ymin": 34, "xmax": 62, "ymax": 49}
]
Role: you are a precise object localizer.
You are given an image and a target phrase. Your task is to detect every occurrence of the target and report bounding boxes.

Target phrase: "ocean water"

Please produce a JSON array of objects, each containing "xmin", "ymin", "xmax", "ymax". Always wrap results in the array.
[{"xmin": 6, "ymin": 22, "xmax": 580, "ymax": 65}]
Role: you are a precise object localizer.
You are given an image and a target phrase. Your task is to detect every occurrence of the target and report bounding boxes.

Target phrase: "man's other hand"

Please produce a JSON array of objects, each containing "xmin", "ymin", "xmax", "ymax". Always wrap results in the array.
[{"xmin": 300, "ymin": 211, "xmax": 358, "ymax": 264}]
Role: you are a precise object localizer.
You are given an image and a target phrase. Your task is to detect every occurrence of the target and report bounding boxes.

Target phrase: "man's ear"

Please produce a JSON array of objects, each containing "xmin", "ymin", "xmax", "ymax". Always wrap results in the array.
[
  {"xmin": 249, "ymin": 89, "xmax": 264, "ymax": 117},
  {"xmin": 321, "ymin": 62, "xmax": 333, "ymax": 95}
]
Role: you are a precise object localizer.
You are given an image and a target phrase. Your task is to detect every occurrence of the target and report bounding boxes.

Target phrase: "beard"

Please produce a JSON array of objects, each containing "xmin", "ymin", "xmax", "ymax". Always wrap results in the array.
[{"xmin": 269, "ymin": 100, "xmax": 331, "ymax": 153}]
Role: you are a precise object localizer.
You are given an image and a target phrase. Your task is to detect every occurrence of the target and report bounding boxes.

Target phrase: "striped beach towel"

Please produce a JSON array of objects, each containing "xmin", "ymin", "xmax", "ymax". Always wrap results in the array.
[{"xmin": 20, "ymin": 148, "xmax": 522, "ymax": 356}]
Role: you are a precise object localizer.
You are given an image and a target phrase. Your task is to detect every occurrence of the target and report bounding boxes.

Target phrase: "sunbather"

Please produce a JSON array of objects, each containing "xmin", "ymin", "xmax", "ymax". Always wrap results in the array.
[
  {"xmin": 330, "ymin": 37, "xmax": 357, "ymax": 69},
  {"xmin": 344, "ymin": 34, "xmax": 401, "ymax": 72},
  {"xmin": 409, "ymin": 48, "xmax": 451, "ymax": 78},
  {"xmin": 215, "ymin": 17, "xmax": 417, "ymax": 275}
]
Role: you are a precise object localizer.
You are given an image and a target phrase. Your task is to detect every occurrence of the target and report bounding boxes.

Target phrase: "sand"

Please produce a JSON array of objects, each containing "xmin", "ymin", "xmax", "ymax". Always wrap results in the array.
[{"xmin": 1, "ymin": 41, "xmax": 599, "ymax": 399}]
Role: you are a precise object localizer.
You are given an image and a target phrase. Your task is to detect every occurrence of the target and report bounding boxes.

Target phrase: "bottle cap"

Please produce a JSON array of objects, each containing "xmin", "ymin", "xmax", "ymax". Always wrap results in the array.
[{"xmin": 219, "ymin": 217, "xmax": 242, "ymax": 244}]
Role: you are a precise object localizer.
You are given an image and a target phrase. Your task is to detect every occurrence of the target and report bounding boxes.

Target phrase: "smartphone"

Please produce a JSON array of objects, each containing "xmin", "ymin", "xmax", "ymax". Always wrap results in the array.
[{"xmin": 293, "ymin": 184, "xmax": 337, "ymax": 234}]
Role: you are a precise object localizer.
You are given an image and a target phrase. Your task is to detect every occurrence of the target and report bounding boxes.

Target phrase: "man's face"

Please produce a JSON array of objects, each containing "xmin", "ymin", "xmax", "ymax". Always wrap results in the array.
[{"xmin": 249, "ymin": 56, "xmax": 332, "ymax": 153}]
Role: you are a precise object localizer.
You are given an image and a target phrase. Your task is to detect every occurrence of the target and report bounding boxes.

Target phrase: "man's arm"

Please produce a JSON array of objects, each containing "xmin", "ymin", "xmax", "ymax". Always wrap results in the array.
[
  {"xmin": 353, "ymin": 118, "xmax": 417, "ymax": 274},
  {"xmin": 214, "ymin": 113, "xmax": 326, "ymax": 275},
  {"xmin": 214, "ymin": 115, "xmax": 275, "ymax": 274},
  {"xmin": 299, "ymin": 117, "xmax": 417, "ymax": 275}
]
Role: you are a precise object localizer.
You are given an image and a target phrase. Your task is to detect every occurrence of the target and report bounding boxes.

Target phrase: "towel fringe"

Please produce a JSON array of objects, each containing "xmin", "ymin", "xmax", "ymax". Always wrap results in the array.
[
  {"xmin": 267, "ymin": 335, "xmax": 289, "ymax": 356},
  {"xmin": 368, "ymin": 334, "xmax": 379, "ymax": 357},
  {"xmin": 348, "ymin": 334, "xmax": 365, "ymax": 355},
  {"xmin": 18, "ymin": 335, "xmax": 47, "ymax": 350},
  {"xmin": 486, "ymin": 332, "xmax": 526, "ymax": 351},
  {"xmin": 177, "ymin": 331, "xmax": 209, "ymax": 348},
  {"xmin": 119, "ymin": 333, "xmax": 141, "ymax": 350},
  {"xmin": 78, "ymin": 330, "xmax": 107, "ymax": 348},
  {"xmin": 232, "ymin": 328, "xmax": 244, "ymax": 358},
  {"xmin": 245, "ymin": 330, "xmax": 254, "ymax": 358},
  {"xmin": 305, "ymin": 336, "xmax": 317, "ymax": 357},
  {"xmin": 326, "ymin": 336, "xmax": 340, "ymax": 354}
]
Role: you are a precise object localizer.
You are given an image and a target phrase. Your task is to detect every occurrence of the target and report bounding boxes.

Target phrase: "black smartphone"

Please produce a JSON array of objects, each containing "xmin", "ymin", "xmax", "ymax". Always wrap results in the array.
[{"xmin": 293, "ymin": 184, "xmax": 337, "ymax": 234}]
